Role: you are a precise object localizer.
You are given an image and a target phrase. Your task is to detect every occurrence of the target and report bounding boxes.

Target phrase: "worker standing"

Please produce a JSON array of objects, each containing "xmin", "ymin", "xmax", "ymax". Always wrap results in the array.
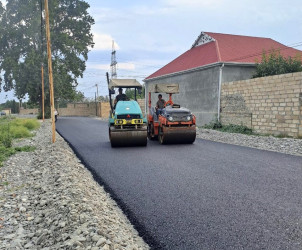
[{"xmin": 54, "ymin": 109, "xmax": 58, "ymax": 122}]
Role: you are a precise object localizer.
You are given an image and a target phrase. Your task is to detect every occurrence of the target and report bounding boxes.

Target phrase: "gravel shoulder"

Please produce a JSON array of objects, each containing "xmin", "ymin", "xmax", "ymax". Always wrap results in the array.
[
  {"xmin": 0, "ymin": 118, "xmax": 301, "ymax": 249},
  {"xmin": 97, "ymin": 117, "xmax": 302, "ymax": 156},
  {"xmin": 0, "ymin": 120, "xmax": 149, "ymax": 250},
  {"xmin": 196, "ymin": 128, "xmax": 302, "ymax": 156}
]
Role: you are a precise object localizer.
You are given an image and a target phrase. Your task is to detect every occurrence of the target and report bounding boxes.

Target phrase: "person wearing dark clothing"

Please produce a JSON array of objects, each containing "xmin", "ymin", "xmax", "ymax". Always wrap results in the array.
[
  {"xmin": 114, "ymin": 88, "xmax": 128, "ymax": 109},
  {"xmin": 156, "ymin": 94, "xmax": 166, "ymax": 115}
]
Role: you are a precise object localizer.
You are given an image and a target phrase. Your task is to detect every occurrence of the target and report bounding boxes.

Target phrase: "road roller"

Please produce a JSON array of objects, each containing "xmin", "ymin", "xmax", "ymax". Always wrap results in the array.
[
  {"xmin": 107, "ymin": 73, "xmax": 147, "ymax": 147},
  {"xmin": 147, "ymin": 83, "xmax": 196, "ymax": 144}
]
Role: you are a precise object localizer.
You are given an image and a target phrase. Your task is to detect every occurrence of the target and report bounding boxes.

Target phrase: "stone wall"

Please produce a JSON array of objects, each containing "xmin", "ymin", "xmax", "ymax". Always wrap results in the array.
[
  {"xmin": 19, "ymin": 108, "xmax": 38, "ymax": 115},
  {"xmin": 137, "ymin": 99, "xmax": 145, "ymax": 114},
  {"xmin": 58, "ymin": 102, "xmax": 110, "ymax": 118},
  {"xmin": 100, "ymin": 103, "xmax": 111, "ymax": 118},
  {"xmin": 17, "ymin": 100, "xmax": 146, "ymax": 118},
  {"xmin": 221, "ymin": 72, "xmax": 302, "ymax": 138}
]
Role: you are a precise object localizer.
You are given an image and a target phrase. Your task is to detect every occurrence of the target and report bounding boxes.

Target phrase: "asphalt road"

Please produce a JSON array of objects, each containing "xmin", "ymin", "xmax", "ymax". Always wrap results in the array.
[{"xmin": 56, "ymin": 117, "xmax": 302, "ymax": 249}]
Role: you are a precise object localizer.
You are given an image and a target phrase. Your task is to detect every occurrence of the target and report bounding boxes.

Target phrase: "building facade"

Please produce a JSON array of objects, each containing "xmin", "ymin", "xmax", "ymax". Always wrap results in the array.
[{"xmin": 144, "ymin": 32, "xmax": 302, "ymax": 126}]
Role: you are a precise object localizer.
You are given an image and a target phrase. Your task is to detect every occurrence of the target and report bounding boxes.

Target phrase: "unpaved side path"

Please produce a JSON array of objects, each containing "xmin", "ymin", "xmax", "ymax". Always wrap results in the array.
[
  {"xmin": 0, "ymin": 120, "xmax": 149, "ymax": 250},
  {"xmin": 197, "ymin": 128, "xmax": 302, "ymax": 156}
]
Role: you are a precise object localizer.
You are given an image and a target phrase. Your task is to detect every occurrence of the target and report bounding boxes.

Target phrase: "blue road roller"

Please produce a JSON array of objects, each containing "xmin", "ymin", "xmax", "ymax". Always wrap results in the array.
[{"xmin": 106, "ymin": 73, "xmax": 147, "ymax": 147}]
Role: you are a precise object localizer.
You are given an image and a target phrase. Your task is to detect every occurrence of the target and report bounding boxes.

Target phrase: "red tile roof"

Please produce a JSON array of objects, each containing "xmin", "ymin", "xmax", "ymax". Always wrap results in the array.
[{"xmin": 145, "ymin": 32, "xmax": 302, "ymax": 80}]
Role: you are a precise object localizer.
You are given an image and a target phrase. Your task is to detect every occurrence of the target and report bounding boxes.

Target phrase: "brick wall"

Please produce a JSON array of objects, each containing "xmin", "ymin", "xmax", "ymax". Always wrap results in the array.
[{"xmin": 221, "ymin": 72, "xmax": 302, "ymax": 138}]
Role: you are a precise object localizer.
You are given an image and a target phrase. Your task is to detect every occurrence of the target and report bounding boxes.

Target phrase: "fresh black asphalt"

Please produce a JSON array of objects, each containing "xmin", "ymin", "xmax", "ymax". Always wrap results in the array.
[{"xmin": 56, "ymin": 117, "xmax": 302, "ymax": 249}]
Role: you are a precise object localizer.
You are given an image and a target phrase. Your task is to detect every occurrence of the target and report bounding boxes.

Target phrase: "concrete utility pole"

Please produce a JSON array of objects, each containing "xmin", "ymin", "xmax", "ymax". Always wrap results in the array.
[{"xmin": 44, "ymin": 0, "xmax": 56, "ymax": 143}]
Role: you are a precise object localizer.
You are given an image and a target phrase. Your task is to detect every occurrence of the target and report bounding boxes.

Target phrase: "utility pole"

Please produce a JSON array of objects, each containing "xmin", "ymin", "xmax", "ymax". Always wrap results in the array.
[
  {"xmin": 95, "ymin": 84, "xmax": 99, "ymax": 100},
  {"xmin": 95, "ymin": 92, "xmax": 97, "ymax": 116},
  {"xmin": 40, "ymin": 0, "xmax": 45, "ymax": 122},
  {"xmin": 44, "ymin": 0, "xmax": 56, "ymax": 143},
  {"xmin": 110, "ymin": 40, "xmax": 117, "ymax": 79},
  {"xmin": 95, "ymin": 84, "xmax": 99, "ymax": 116},
  {"xmin": 41, "ymin": 64, "xmax": 45, "ymax": 121}
]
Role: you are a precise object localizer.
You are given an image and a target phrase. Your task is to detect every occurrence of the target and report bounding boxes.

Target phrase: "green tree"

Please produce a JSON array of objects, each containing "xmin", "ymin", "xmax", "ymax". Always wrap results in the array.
[
  {"xmin": 253, "ymin": 49, "xmax": 302, "ymax": 78},
  {"xmin": 0, "ymin": 100, "xmax": 19, "ymax": 113},
  {"xmin": 125, "ymin": 86, "xmax": 145, "ymax": 100},
  {"xmin": 0, "ymin": 0, "xmax": 94, "ymax": 106}
]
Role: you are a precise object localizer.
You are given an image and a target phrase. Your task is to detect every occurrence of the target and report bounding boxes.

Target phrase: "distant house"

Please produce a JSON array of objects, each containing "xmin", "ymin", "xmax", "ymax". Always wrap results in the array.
[
  {"xmin": 2, "ymin": 108, "xmax": 11, "ymax": 115},
  {"xmin": 144, "ymin": 32, "xmax": 302, "ymax": 125}
]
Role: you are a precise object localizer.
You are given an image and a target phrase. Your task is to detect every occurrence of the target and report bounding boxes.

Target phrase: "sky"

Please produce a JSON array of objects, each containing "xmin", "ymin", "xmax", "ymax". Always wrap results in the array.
[{"xmin": 1, "ymin": 0, "xmax": 302, "ymax": 102}]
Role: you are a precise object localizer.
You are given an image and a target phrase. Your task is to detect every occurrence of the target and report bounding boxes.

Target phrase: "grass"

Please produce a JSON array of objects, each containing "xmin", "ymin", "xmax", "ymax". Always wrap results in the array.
[
  {"xmin": 0, "ymin": 117, "xmax": 39, "ymax": 166},
  {"xmin": 203, "ymin": 120, "xmax": 253, "ymax": 135},
  {"xmin": 203, "ymin": 120, "xmax": 302, "ymax": 139},
  {"xmin": 0, "ymin": 146, "xmax": 16, "ymax": 166}
]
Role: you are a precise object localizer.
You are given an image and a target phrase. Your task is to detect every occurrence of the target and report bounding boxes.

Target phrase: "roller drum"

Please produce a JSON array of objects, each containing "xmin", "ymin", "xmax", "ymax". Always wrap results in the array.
[
  {"xmin": 109, "ymin": 127, "xmax": 147, "ymax": 147},
  {"xmin": 159, "ymin": 125, "xmax": 196, "ymax": 144}
]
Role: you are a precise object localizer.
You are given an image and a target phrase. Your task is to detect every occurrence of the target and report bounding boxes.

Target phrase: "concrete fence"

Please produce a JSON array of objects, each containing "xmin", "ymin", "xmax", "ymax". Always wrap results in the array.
[{"xmin": 220, "ymin": 71, "xmax": 302, "ymax": 138}]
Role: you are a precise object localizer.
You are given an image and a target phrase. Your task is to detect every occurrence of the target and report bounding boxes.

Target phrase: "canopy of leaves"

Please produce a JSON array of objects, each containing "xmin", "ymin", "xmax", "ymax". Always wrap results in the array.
[
  {"xmin": 125, "ymin": 86, "xmax": 145, "ymax": 100},
  {"xmin": 0, "ymin": 100, "xmax": 19, "ymax": 113},
  {"xmin": 253, "ymin": 50, "xmax": 302, "ymax": 78},
  {"xmin": 0, "ymin": 0, "xmax": 94, "ymax": 105}
]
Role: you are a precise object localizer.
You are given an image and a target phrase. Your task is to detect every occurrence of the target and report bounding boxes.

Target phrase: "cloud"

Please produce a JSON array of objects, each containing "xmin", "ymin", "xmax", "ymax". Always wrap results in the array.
[
  {"xmin": 131, "ymin": 6, "xmax": 173, "ymax": 16},
  {"xmin": 92, "ymin": 32, "xmax": 120, "ymax": 51},
  {"xmin": 118, "ymin": 63, "xmax": 135, "ymax": 70},
  {"xmin": 162, "ymin": 0, "xmax": 224, "ymax": 8},
  {"xmin": 0, "ymin": 0, "xmax": 7, "ymax": 7},
  {"xmin": 87, "ymin": 62, "xmax": 135, "ymax": 71}
]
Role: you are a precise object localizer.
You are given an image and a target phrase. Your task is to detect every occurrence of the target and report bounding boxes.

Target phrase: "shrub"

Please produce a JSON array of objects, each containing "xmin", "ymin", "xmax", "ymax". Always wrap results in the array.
[
  {"xmin": 15, "ymin": 145, "xmax": 36, "ymax": 152},
  {"xmin": 219, "ymin": 124, "xmax": 253, "ymax": 135},
  {"xmin": 8, "ymin": 118, "xmax": 40, "ymax": 138},
  {"xmin": 202, "ymin": 119, "xmax": 222, "ymax": 129},
  {"xmin": 9, "ymin": 126, "xmax": 31, "ymax": 138},
  {"xmin": 253, "ymin": 49, "xmax": 302, "ymax": 78},
  {"xmin": 0, "ymin": 133, "xmax": 12, "ymax": 148},
  {"xmin": 203, "ymin": 120, "xmax": 253, "ymax": 135},
  {"xmin": 21, "ymin": 119, "xmax": 40, "ymax": 130},
  {"xmin": 37, "ymin": 107, "xmax": 51, "ymax": 119},
  {"xmin": 0, "ymin": 146, "xmax": 15, "ymax": 166}
]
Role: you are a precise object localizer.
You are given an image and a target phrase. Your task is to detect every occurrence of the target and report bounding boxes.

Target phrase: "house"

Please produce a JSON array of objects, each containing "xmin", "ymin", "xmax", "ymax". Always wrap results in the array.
[
  {"xmin": 2, "ymin": 108, "xmax": 11, "ymax": 115},
  {"xmin": 144, "ymin": 32, "xmax": 302, "ymax": 126}
]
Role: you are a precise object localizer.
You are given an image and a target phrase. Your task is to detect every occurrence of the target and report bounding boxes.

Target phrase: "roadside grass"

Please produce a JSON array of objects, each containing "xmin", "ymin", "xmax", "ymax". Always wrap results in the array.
[
  {"xmin": 202, "ymin": 120, "xmax": 301, "ymax": 139},
  {"xmin": 202, "ymin": 120, "xmax": 253, "ymax": 135},
  {"xmin": 0, "ymin": 117, "xmax": 39, "ymax": 166}
]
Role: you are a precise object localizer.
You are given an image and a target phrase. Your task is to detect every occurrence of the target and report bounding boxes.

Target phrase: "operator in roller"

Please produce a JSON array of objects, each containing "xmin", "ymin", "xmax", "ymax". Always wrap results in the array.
[
  {"xmin": 155, "ymin": 94, "xmax": 166, "ymax": 115},
  {"xmin": 114, "ymin": 87, "xmax": 128, "ymax": 107}
]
